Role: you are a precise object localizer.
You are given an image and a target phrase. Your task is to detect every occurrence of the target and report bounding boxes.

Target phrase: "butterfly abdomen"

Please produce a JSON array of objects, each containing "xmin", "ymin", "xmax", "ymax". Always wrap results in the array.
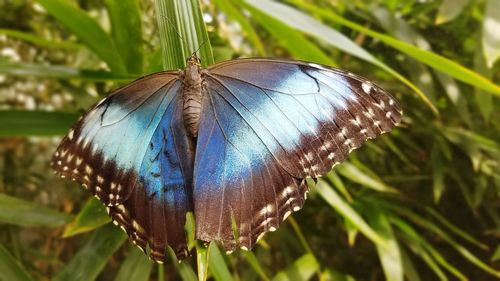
[{"xmin": 182, "ymin": 63, "xmax": 204, "ymax": 137}]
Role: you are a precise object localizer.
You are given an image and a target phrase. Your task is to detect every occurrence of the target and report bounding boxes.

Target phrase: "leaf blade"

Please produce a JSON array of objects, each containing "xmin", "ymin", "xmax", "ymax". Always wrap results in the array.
[
  {"xmin": 37, "ymin": 0, "xmax": 126, "ymax": 73},
  {"xmin": 53, "ymin": 224, "xmax": 127, "ymax": 281},
  {"xmin": 0, "ymin": 193, "xmax": 71, "ymax": 227}
]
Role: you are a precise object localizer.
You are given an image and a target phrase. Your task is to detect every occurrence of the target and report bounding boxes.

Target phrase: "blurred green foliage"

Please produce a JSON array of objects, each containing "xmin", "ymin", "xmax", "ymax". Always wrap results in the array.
[{"xmin": 0, "ymin": 0, "xmax": 499, "ymax": 280}]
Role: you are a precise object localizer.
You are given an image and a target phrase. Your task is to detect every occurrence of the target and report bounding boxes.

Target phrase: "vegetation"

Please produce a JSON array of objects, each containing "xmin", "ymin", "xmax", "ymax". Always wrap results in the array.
[{"xmin": 0, "ymin": 0, "xmax": 499, "ymax": 280}]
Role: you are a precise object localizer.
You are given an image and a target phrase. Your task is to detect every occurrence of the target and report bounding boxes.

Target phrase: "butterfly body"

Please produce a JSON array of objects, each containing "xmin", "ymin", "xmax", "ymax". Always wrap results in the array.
[
  {"xmin": 52, "ymin": 55, "xmax": 402, "ymax": 262},
  {"xmin": 182, "ymin": 55, "xmax": 205, "ymax": 137}
]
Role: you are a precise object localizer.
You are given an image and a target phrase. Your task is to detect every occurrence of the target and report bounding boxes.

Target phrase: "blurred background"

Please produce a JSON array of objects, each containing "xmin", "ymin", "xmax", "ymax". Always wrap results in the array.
[{"xmin": 0, "ymin": 0, "xmax": 499, "ymax": 280}]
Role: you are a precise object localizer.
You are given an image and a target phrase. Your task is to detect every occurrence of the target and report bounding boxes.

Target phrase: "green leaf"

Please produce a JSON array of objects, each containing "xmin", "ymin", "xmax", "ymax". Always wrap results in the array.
[
  {"xmin": 399, "ymin": 238, "xmax": 448, "ymax": 281},
  {"xmin": 492, "ymin": 245, "xmax": 500, "ymax": 262},
  {"xmin": 213, "ymin": 0, "xmax": 266, "ymax": 56},
  {"xmin": 326, "ymin": 172, "xmax": 352, "ymax": 202},
  {"xmin": 289, "ymin": 0, "xmax": 500, "ymax": 97},
  {"xmin": 272, "ymin": 254, "xmax": 318, "ymax": 281},
  {"xmin": 114, "ymin": 247, "xmax": 153, "ymax": 281},
  {"xmin": 0, "ymin": 28, "xmax": 82, "ymax": 50},
  {"xmin": 390, "ymin": 205, "xmax": 500, "ymax": 278},
  {"xmin": 243, "ymin": 251, "xmax": 271, "ymax": 281},
  {"xmin": 482, "ymin": 0, "xmax": 500, "ymax": 67},
  {"xmin": 474, "ymin": 37, "xmax": 494, "ymax": 122},
  {"xmin": 390, "ymin": 216, "xmax": 466, "ymax": 280},
  {"xmin": 196, "ymin": 243, "xmax": 209, "ymax": 281},
  {"xmin": 37, "ymin": 0, "xmax": 126, "ymax": 73},
  {"xmin": 431, "ymin": 145, "xmax": 446, "ymax": 203},
  {"xmin": 321, "ymin": 268, "xmax": 355, "ymax": 281},
  {"xmin": 208, "ymin": 242, "xmax": 234, "ymax": 281},
  {"xmin": 315, "ymin": 179, "xmax": 385, "ymax": 246},
  {"xmin": 336, "ymin": 163, "xmax": 398, "ymax": 193},
  {"xmin": 0, "ymin": 63, "xmax": 134, "ymax": 81},
  {"xmin": 154, "ymin": 0, "xmax": 213, "ymax": 69},
  {"xmin": 53, "ymin": 224, "xmax": 127, "ymax": 281},
  {"xmin": 0, "ymin": 244, "xmax": 35, "ymax": 281},
  {"xmin": 424, "ymin": 207, "xmax": 489, "ymax": 250},
  {"xmin": 247, "ymin": 0, "xmax": 437, "ymax": 113},
  {"xmin": 63, "ymin": 198, "xmax": 110, "ymax": 238},
  {"xmin": 0, "ymin": 111, "xmax": 78, "ymax": 137},
  {"xmin": 0, "ymin": 193, "xmax": 71, "ymax": 227},
  {"xmin": 105, "ymin": 0, "xmax": 144, "ymax": 74},
  {"xmin": 164, "ymin": 248, "xmax": 198, "ymax": 281},
  {"xmin": 240, "ymin": 1, "xmax": 335, "ymax": 65},
  {"xmin": 366, "ymin": 208, "xmax": 403, "ymax": 281},
  {"xmin": 435, "ymin": 0, "xmax": 471, "ymax": 24},
  {"xmin": 399, "ymin": 248, "xmax": 422, "ymax": 281},
  {"xmin": 442, "ymin": 127, "xmax": 500, "ymax": 156}
]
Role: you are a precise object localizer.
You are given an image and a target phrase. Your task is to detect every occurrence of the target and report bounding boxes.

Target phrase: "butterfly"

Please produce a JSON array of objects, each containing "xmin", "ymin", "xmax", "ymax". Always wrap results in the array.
[{"xmin": 52, "ymin": 54, "xmax": 402, "ymax": 262}]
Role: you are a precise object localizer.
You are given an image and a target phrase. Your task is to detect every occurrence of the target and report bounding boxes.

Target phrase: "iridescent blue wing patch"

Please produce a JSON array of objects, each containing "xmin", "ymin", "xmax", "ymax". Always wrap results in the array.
[
  {"xmin": 193, "ymin": 59, "xmax": 402, "ymax": 252},
  {"xmin": 52, "ymin": 72, "xmax": 194, "ymax": 261}
]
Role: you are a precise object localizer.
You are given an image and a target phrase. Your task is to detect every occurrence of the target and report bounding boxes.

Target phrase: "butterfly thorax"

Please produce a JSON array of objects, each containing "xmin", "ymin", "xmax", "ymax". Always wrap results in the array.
[{"xmin": 182, "ymin": 56, "xmax": 204, "ymax": 137}]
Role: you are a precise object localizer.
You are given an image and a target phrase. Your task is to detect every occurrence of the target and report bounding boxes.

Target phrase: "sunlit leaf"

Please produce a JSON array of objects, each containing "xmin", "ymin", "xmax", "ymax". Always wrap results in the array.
[
  {"xmin": 482, "ymin": 0, "xmax": 500, "ymax": 67},
  {"xmin": 239, "ymin": 0, "xmax": 335, "ymax": 65},
  {"xmin": 336, "ymin": 163, "xmax": 398, "ymax": 193},
  {"xmin": 321, "ymin": 268, "xmax": 355, "ymax": 281},
  {"xmin": 475, "ymin": 36, "xmax": 494, "ymax": 122},
  {"xmin": 315, "ymin": 179, "xmax": 385, "ymax": 245},
  {"xmin": 436, "ymin": 0, "xmax": 471, "ymax": 24},
  {"xmin": 197, "ymin": 243, "xmax": 209, "ymax": 281},
  {"xmin": 63, "ymin": 198, "xmax": 110, "ymax": 238}
]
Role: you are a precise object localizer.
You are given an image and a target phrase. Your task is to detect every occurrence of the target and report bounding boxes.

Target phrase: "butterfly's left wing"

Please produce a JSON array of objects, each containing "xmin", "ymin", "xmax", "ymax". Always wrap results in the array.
[
  {"xmin": 52, "ymin": 72, "xmax": 194, "ymax": 261},
  {"xmin": 193, "ymin": 59, "xmax": 402, "ymax": 252}
]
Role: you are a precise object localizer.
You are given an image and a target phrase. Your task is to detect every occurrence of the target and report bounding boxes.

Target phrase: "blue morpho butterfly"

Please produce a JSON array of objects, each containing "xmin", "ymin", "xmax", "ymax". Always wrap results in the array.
[{"xmin": 52, "ymin": 54, "xmax": 402, "ymax": 262}]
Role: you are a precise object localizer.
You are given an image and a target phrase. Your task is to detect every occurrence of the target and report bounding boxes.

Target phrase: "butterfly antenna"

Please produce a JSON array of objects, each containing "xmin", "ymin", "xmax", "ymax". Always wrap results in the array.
[
  {"xmin": 159, "ymin": 13, "xmax": 189, "ymax": 50},
  {"xmin": 193, "ymin": 38, "xmax": 209, "ymax": 57}
]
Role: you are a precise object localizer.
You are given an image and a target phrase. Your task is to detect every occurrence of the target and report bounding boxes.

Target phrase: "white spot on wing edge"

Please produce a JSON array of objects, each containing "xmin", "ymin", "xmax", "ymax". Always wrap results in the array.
[
  {"xmin": 68, "ymin": 129, "xmax": 74, "ymax": 140},
  {"xmin": 361, "ymin": 82, "xmax": 372, "ymax": 94},
  {"xmin": 308, "ymin": 62, "xmax": 327, "ymax": 70}
]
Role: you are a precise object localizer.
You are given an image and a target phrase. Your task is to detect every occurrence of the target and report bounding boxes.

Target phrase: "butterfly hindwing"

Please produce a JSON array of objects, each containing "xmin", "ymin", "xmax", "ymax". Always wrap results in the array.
[
  {"xmin": 193, "ymin": 59, "xmax": 402, "ymax": 252},
  {"xmin": 52, "ymin": 72, "xmax": 194, "ymax": 261},
  {"xmin": 193, "ymin": 82, "xmax": 308, "ymax": 251}
]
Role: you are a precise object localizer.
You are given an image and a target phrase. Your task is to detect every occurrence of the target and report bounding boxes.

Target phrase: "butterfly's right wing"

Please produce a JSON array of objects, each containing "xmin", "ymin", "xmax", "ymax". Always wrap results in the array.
[
  {"xmin": 52, "ymin": 72, "xmax": 194, "ymax": 261},
  {"xmin": 193, "ymin": 59, "xmax": 402, "ymax": 253}
]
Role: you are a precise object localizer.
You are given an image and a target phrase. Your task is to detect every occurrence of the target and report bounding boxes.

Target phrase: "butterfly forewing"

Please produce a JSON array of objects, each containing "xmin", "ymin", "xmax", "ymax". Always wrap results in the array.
[{"xmin": 52, "ymin": 72, "xmax": 193, "ymax": 261}]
